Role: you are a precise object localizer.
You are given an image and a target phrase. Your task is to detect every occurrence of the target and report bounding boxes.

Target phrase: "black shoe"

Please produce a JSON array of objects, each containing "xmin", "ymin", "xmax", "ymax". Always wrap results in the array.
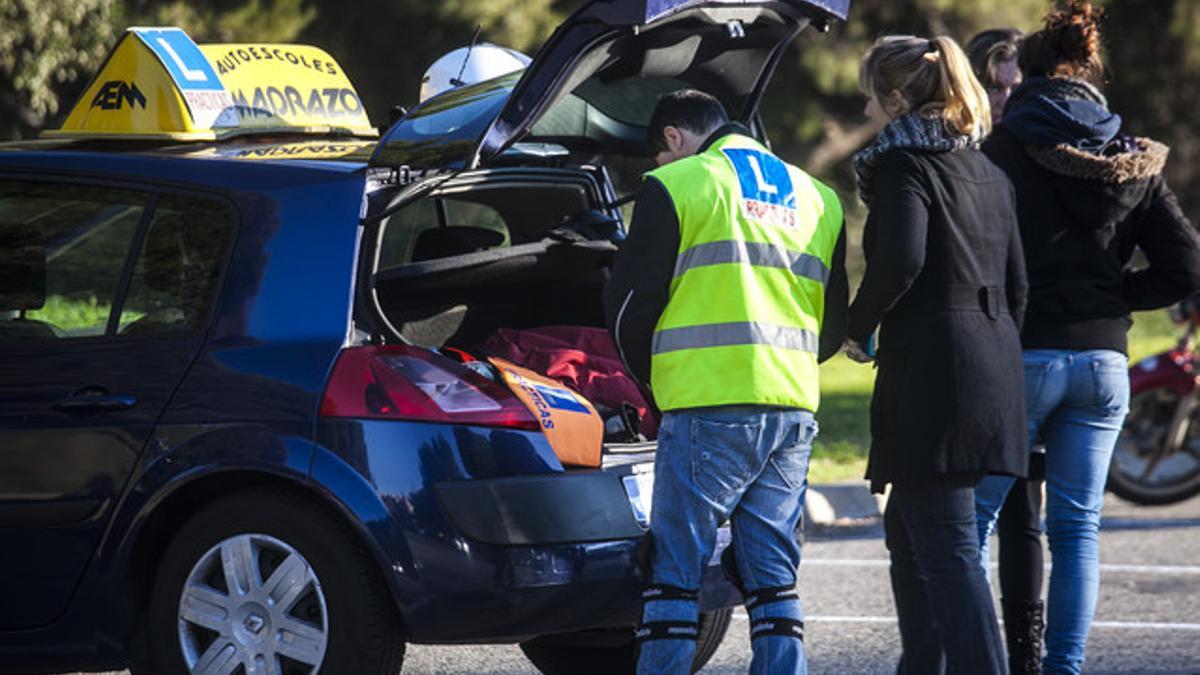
[{"xmin": 1002, "ymin": 597, "xmax": 1044, "ymax": 675}]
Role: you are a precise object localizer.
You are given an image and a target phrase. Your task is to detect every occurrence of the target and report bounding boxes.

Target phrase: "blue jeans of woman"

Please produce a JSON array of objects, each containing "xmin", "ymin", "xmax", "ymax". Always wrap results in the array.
[
  {"xmin": 975, "ymin": 349, "xmax": 1130, "ymax": 675},
  {"xmin": 636, "ymin": 406, "xmax": 816, "ymax": 675},
  {"xmin": 885, "ymin": 479, "xmax": 1008, "ymax": 675}
]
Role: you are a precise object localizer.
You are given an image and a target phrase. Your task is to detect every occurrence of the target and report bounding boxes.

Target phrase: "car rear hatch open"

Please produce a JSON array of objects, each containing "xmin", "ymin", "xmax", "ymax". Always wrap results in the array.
[{"xmin": 370, "ymin": 0, "xmax": 850, "ymax": 171}]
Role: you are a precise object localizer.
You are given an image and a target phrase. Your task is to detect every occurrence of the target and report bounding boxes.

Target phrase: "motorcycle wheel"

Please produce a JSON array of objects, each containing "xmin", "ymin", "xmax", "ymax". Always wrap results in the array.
[{"xmin": 1109, "ymin": 390, "xmax": 1200, "ymax": 505}]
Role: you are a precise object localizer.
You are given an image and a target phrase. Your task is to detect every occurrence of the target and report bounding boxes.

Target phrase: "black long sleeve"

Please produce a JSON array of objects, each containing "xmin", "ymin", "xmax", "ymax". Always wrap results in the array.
[
  {"xmin": 603, "ymin": 177, "xmax": 679, "ymax": 385},
  {"xmin": 1123, "ymin": 177, "xmax": 1200, "ymax": 311},
  {"xmin": 847, "ymin": 151, "xmax": 930, "ymax": 343},
  {"xmin": 818, "ymin": 227, "xmax": 849, "ymax": 363},
  {"xmin": 1005, "ymin": 193, "xmax": 1029, "ymax": 330}
]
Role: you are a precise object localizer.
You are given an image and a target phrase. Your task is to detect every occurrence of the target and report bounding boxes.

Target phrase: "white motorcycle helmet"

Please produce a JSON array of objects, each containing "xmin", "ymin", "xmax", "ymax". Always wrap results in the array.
[{"xmin": 419, "ymin": 43, "xmax": 532, "ymax": 103}]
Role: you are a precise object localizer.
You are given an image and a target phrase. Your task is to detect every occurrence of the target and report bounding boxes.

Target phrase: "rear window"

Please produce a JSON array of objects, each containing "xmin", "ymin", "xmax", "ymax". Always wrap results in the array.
[
  {"xmin": 376, "ymin": 182, "xmax": 590, "ymax": 269},
  {"xmin": 378, "ymin": 197, "xmax": 510, "ymax": 268},
  {"xmin": 0, "ymin": 181, "xmax": 234, "ymax": 341}
]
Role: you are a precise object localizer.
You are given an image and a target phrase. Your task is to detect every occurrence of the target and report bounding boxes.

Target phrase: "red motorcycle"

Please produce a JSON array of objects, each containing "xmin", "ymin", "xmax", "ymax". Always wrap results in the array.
[{"xmin": 1109, "ymin": 302, "xmax": 1200, "ymax": 504}]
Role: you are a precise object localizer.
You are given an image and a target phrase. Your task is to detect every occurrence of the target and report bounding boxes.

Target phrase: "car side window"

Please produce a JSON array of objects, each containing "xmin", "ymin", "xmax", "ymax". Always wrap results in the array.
[
  {"xmin": 0, "ymin": 181, "xmax": 148, "ymax": 340},
  {"xmin": 118, "ymin": 194, "xmax": 235, "ymax": 335},
  {"xmin": 0, "ymin": 182, "xmax": 235, "ymax": 342}
]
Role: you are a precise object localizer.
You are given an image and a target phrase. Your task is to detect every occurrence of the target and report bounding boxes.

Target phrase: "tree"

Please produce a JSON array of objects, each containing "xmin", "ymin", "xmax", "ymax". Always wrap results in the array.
[
  {"xmin": 1106, "ymin": 0, "xmax": 1200, "ymax": 219},
  {"xmin": 0, "ymin": 0, "xmax": 117, "ymax": 140},
  {"xmin": 118, "ymin": 0, "xmax": 314, "ymax": 43},
  {"xmin": 0, "ymin": 0, "xmax": 314, "ymax": 140}
]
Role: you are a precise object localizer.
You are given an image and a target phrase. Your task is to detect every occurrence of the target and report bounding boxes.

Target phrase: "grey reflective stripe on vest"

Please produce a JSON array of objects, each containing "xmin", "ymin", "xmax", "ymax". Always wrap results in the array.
[
  {"xmin": 673, "ymin": 240, "xmax": 830, "ymax": 285},
  {"xmin": 652, "ymin": 322, "xmax": 819, "ymax": 355}
]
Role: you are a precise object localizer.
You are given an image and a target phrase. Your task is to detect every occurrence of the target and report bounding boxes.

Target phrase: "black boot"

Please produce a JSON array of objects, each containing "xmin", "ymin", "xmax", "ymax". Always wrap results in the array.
[{"xmin": 1002, "ymin": 598, "xmax": 1044, "ymax": 675}]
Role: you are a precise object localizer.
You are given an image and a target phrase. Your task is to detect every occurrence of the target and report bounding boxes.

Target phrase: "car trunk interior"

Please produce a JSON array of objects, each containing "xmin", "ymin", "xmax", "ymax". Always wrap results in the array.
[
  {"xmin": 367, "ymin": 169, "xmax": 658, "ymax": 448},
  {"xmin": 370, "ymin": 169, "xmax": 614, "ymax": 350}
]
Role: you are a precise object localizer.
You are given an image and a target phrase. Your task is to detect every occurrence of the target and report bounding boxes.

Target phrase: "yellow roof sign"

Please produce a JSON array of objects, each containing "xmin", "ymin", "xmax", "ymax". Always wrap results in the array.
[{"xmin": 44, "ymin": 27, "xmax": 376, "ymax": 141}]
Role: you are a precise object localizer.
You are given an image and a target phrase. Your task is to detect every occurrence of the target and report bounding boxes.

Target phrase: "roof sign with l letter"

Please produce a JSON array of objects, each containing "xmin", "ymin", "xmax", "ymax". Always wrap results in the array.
[{"xmin": 44, "ymin": 26, "xmax": 375, "ymax": 141}]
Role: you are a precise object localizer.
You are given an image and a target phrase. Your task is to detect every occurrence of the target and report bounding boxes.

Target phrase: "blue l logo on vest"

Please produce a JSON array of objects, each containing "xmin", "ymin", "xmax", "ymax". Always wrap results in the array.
[
  {"xmin": 724, "ymin": 148, "xmax": 796, "ymax": 209},
  {"xmin": 531, "ymin": 383, "xmax": 590, "ymax": 414},
  {"xmin": 135, "ymin": 28, "xmax": 223, "ymax": 91},
  {"xmin": 723, "ymin": 148, "xmax": 798, "ymax": 229}
]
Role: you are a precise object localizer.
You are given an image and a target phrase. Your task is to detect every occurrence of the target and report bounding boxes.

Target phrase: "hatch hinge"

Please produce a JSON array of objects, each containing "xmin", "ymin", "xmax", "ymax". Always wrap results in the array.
[{"xmin": 386, "ymin": 165, "xmax": 415, "ymax": 185}]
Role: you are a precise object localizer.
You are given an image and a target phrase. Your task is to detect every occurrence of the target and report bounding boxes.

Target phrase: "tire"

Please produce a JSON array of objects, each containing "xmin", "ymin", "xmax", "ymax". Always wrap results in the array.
[
  {"xmin": 1108, "ymin": 390, "xmax": 1200, "ymax": 505},
  {"xmin": 519, "ymin": 607, "xmax": 733, "ymax": 675},
  {"xmin": 145, "ymin": 488, "xmax": 406, "ymax": 674}
]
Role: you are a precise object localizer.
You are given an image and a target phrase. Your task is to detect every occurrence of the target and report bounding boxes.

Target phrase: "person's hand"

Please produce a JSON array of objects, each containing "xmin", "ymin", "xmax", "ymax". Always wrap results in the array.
[{"xmin": 843, "ymin": 338, "xmax": 875, "ymax": 364}]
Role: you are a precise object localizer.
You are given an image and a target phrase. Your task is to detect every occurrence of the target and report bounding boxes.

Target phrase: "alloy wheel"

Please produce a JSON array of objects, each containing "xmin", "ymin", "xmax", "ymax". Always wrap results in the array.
[{"xmin": 177, "ymin": 533, "xmax": 328, "ymax": 674}]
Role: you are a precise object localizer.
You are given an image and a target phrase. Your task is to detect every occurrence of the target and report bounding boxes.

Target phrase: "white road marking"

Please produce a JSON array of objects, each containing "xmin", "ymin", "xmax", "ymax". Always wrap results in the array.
[
  {"xmin": 801, "ymin": 558, "xmax": 1200, "ymax": 575},
  {"xmin": 731, "ymin": 612, "xmax": 1200, "ymax": 631},
  {"xmin": 1098, "ymin": 563, "xmax": 1200, "ymax": 575},
  {"xmin": 1090, "ymin": 620, "xmax": 1200, "ymax": 631}
]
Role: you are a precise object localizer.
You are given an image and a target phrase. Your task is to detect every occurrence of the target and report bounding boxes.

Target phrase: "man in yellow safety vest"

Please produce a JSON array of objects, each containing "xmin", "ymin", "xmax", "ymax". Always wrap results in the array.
[{"xmin": 604, "ymin": 89, "xmax": 848, "ymax": 675}]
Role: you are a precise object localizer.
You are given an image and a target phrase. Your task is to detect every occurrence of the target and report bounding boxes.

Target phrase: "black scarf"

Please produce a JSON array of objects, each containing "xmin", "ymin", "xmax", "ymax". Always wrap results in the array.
[{"xmin": 853, "ymin": 112, "xmax": 978, "ymax": 206}]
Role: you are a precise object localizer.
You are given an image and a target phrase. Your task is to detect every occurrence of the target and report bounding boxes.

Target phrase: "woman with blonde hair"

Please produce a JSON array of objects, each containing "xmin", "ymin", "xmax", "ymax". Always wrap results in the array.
[{"xmin": 845, "ymin": 34, "xmax": 1027, "ymax": 674}]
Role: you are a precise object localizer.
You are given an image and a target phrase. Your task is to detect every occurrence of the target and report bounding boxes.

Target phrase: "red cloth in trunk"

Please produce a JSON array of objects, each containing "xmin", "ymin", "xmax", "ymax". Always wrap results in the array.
[{"xmin": 482, "ymin": 326, "xmax": 660, "ymax": 439}]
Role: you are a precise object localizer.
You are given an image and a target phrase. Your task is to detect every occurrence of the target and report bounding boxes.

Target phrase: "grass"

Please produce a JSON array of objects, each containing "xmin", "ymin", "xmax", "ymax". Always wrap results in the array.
[
  {"xmin": 18, "ymin": 295, "xmax": 145, "ymax": 336},
  {"xmin": 806, "ymin": 309, "xmax": 1183, "ymax": 484},
  {"xmin": 25, "ymin": 295, "xmax": 113, "ymax": 330},
  {"xmin": 809, "ymin": 354, "xmax": 877, "ymax": 483}
]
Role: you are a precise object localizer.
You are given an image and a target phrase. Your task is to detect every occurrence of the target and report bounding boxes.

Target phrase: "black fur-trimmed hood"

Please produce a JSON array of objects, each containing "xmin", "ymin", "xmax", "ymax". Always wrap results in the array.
[
  {"xmin": 1019, "ymin": 136, "xmax": 1169, "ymax": 232},
  {"xmin": 1025, "ymin": 137, "xmax": 1169, "ymax": 184}
]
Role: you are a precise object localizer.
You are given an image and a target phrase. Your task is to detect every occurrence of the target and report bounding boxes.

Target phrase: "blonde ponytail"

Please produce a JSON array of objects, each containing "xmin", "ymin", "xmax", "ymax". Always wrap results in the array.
[
  {"xmin": 929, "ymin": 36, "xmax": 991, "ymax": 138},
  {"xmin": 860, "ymin": 35, "xmax": 992, "ymax": 138}
]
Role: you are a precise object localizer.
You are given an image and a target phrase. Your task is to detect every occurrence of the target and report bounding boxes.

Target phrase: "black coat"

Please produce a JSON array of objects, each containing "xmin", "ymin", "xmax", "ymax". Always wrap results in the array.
[
  {"xmin": 983, "ymin": 127, "xmax": 1200, "ymax": 353},
  {"xmin": 847, "ymin": 148, "xmax": 1028, "ymax": 490}
]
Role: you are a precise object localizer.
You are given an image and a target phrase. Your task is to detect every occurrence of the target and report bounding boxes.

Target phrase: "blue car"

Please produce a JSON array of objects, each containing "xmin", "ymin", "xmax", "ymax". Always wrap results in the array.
[{"xmin": 0, "ymin": 1, "xmax": 849, "ymax": 673}]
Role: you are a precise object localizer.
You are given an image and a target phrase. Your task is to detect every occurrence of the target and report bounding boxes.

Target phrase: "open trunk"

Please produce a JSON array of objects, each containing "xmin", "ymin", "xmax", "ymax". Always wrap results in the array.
[
  {"xmin": 366, "ymin": 169, "xmax": 655, "ymax": 449},
  {"xmin": 370, "ymin": 168, "xmax": 614, "ymax": 350}
]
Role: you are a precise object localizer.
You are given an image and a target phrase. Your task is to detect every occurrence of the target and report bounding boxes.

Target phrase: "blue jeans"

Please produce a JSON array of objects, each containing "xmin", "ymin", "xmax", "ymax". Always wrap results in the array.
[
  {"xmin": 975, "ymin": 349, "xmax": 1130, "ymax": 675},
  {"xmin": 636, "ymin": 406, "xmax": 816, "ymax": 675}
]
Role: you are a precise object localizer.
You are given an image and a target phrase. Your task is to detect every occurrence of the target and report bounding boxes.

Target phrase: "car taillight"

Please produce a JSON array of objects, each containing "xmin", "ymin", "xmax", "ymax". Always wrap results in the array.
[{"xmin": 320, "ymin": 345, "xmax": 539, "ymax": 430}]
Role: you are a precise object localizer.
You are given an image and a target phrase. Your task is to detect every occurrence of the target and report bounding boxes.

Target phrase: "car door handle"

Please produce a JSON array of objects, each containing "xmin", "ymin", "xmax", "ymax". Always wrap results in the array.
[{"xmin": 53, "ymin": 390, "xmax": 138, "ymax": 415}]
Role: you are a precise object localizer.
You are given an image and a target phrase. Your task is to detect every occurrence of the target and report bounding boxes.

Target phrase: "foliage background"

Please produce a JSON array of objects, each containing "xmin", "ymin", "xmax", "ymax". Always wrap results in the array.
[
  {"xmin": 3, "ymin": 0, "xmax": 1196, "ymax": 268},
  {"xmin": 1, "ymin": 0, "xmax": 1195, "ymax": 477}
]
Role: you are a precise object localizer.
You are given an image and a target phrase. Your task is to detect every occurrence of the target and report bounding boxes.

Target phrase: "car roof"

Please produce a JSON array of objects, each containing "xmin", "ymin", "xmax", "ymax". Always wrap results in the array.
[
  {"xmin": 0, "ymin": 133, "xmax": 372, "ymax": 170},
  {"xmin": 0, "ymin": 142, "xmax": 370, "ymax": 198}
]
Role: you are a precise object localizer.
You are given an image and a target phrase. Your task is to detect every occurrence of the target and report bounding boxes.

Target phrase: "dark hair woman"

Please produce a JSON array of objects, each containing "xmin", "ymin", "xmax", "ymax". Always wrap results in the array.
[
  {"xmin": 974, "ymin": 3, "xmax": 1200, "ymax": 674},
  {"xmin": 847, "ymin": 34, "xmax": 1027, "ymax": 674},
  {"xmin": 967, "ymin": 26, "xmax": 1047, "ymax": 675},
  {"xmin": 967, "ymin": 28, "xmax": 1025, "ymax": 122}
]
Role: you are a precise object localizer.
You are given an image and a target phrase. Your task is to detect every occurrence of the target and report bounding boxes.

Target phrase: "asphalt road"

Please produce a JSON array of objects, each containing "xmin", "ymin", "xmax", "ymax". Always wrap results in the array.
[{"xmin": 73, "ymin": 490, "xmax": 1200, "ymax": 675}]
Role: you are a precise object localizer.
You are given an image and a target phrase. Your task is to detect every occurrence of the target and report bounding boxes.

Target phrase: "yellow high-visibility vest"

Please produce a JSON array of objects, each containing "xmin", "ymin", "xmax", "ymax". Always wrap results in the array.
[{"xmin": 648, "ymin": 133, "xmax": 843, "ymax": 411}]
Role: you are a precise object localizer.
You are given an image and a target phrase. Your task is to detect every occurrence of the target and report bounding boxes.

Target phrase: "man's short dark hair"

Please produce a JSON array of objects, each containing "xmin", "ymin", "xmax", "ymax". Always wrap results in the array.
[{"xmin": 647, "ymin": 89, "xmax": 730, "ymax": 156}]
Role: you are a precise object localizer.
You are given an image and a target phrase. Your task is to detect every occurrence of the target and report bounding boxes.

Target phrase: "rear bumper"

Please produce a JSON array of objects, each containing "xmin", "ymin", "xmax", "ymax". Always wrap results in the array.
[
  {"xmin": 403, "ymin": 536, "xmax": 739, "ymax": 643},
  {"xmin": 315, "ymin": 419, "xmax": 739, "ymax": 642},
  {"xmin": 434, "ymin": 470, "xmax": 646, "ymax": 545},
  {"xmin": 409, "ymin": 469, "xmax": 739, "ymax": 642}
]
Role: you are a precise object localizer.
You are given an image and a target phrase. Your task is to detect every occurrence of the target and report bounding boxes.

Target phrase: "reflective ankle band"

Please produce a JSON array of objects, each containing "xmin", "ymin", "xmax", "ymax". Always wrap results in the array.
[
  {"xmin": 635, "ymin": 620, "xmax": 700, "ymax": 643},
  {"xmin": 641, "ymin": 583, "xmax": 699, "ymax": 603},
  {"xmin": 744, "ymin": 585, "xmax": 799, "ymax": 611},
  {"xmin": 750, "ymin": 617, "xmax": 805, "ymax": 641}
]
